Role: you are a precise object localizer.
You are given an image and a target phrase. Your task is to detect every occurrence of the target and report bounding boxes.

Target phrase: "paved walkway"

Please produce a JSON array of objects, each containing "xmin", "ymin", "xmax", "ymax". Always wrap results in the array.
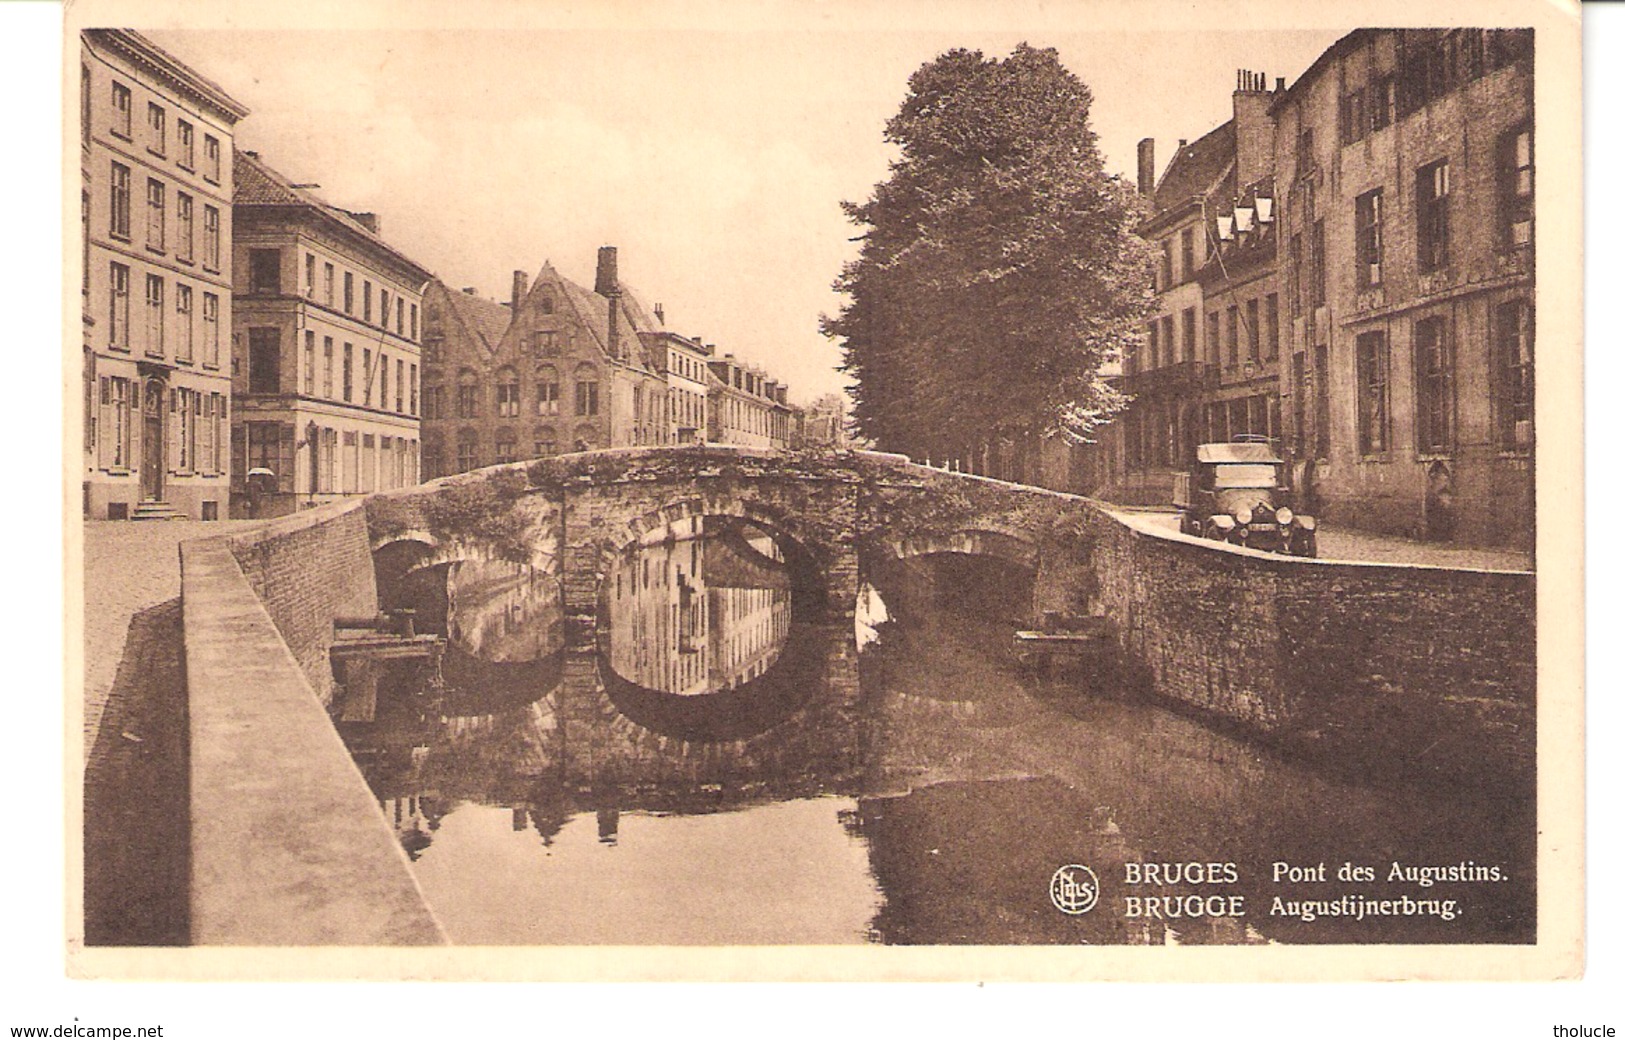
[
  {"xmin": 1109, "ymin": 509, "xmax": 1533, "ymax": 573},
  {"xmin": 80, "ymin": 520, "xmax": 264, "ymax": 756},
  {"xmin": 80, "ymin": 519, "xmax": 267, "ymax": 944}
]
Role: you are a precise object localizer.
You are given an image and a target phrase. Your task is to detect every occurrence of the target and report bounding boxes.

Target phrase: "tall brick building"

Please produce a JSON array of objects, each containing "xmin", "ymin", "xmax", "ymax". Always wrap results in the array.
[
  {"xmin": 1091, "ymin": 29, "xmax": 1534, "ymax": 547},
  {"xmin": 1271, "ymin": 29, "xmax": 1535, "ymax": 546},
  {"xmin": 420, "ymin": 247, "xmax": 670, "ymax": 477},
  {"xmin": 81, "ymin": 30, "xmax": 248, "ymax": 520},
  {"xmin": 230, "ymin": 149, "xmax": 433, "ymax": 518}
]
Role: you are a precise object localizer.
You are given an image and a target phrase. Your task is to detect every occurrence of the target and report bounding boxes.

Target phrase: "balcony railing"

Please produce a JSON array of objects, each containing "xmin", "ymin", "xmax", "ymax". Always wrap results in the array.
[{"xmin": 1121, "ymin": 360, "xmax": 1216, "ymax": 394}]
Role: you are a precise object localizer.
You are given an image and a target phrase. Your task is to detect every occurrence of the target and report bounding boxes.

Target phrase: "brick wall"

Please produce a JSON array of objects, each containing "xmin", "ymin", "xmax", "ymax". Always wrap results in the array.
[
  {"xmin": 1089, "ymin": 517, "xmax": 1535, "ymax": 785},
  {"xmin": 226, "ymin": 499, "xmax": 379, "ymax": 704}
]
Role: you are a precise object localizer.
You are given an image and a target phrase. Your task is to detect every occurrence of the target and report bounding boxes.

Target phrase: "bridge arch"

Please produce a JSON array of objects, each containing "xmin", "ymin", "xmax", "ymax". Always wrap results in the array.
[
  {"xmin": 886, "ymin": 528, "xmax": 1041, "ymax": 571},
  {"xmin": 373, "ymin": 529, "xmax": 557, "ymax": 581}
]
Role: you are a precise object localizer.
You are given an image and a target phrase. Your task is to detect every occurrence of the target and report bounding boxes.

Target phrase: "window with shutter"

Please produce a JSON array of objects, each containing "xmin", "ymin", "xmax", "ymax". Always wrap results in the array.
[
  {"xmin": 168, "ymin": 388, "xmax": 180, "ymax": 473},
  {"xmin": 98, "ymin": 377, "xmax": 113, "ymax": 469},
  {"xmin": 279, "ymin": 424, "xmax": 296, "ymax": 492},
  {"xmin": 213, "ymin": 394, "xmax": 227, "ymax": 476},
  {"xmin": 231, "ymin": 422, "xmax": 246, "ymax": 490},
  {"xmin": 199, "ymin": 394, "xmax": 213, "ymax": 475}
]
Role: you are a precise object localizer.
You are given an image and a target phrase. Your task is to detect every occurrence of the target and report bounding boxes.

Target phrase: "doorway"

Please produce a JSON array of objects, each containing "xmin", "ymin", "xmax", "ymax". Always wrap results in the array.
[{"xmin": 141, "ymin": 379, "xmax": 165, "ymax": 502}]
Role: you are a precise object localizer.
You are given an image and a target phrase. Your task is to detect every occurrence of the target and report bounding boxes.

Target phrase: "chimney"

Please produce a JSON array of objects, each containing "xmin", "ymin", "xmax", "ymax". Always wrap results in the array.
[
  {"xmin": 654, "ymin": 303, "xmax": 665, "ymax": 325},
  {"xmin": 1232, "ymin": 69, "xmax": 1274, "ymax": 189},
  {"xmin": 1136, "ymin": 138, "xmax": 1155, "ymax": 196},
  {"xmin": 349, "ymin": 211, "xmax": 380, "ymax": 234},
  {"xmin": 512, "ymin": 270, "xmax": 528, "ymax": 313},
  {"xmin": 1276, "ymin": 76, "xmax": 1286, "ymax": 93},
  {"xmin": 594, "ymin": 246, "xmax": 620, "ymax": 298},
  {"xmin": 462, "ymin": 286, "xmax": 477, "ymax": 295}
]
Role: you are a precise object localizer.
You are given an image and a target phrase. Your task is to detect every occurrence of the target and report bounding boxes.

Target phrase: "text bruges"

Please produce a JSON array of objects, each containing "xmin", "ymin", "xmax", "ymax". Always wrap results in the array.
[{"xmin": 1122, "ymin": 862, "xmax": 1245, "ymax": 919}]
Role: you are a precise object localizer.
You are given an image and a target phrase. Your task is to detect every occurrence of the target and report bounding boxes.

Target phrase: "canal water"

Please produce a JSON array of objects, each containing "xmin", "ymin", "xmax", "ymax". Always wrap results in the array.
[{"xmin": 335, "ymin": 517, "xmax": 1534, "ymax": 946}]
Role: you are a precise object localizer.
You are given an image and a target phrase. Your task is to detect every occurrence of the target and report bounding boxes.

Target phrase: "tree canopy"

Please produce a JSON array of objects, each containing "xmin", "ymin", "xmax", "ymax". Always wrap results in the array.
[{"xmin": 822, "ymin": 43, "xmax": 1153, "ymax": 466}]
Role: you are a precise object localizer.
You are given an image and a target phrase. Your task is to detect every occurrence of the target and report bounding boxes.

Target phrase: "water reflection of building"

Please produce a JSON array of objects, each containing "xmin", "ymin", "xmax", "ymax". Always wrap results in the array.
[
  {"xmin": 336, "ymin": 612, "xmax": 863, "ymax": 854},
  {"xmin": 709, "ymin": 586, "xmax": 790, "ymax": 690},
  {"xmin": 604, "ymin": 517, "xmax": 792, "ymax": 697},
  {"xmin": 445, "ymin": 558, "xmax": 564, "ymax": 663},
  {"xmin": 380, "ymin": 794, "xmax": 445, "ymax": 861}
]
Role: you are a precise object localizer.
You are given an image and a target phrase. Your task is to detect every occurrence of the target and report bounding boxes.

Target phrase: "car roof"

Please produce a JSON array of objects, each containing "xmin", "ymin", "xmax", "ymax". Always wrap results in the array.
[{"xmin": 1196, "ymin": 442, "xmax": 1284, "ymax": 464}]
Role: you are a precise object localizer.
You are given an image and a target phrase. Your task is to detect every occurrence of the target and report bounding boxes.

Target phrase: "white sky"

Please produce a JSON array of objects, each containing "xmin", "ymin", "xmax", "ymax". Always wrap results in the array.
[{"xmin": 142, "ymin": 25, "xmax": 1346, "ymax": 405}]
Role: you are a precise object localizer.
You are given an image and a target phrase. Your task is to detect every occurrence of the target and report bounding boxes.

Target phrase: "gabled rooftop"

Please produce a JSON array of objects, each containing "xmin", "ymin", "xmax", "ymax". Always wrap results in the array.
[
  {"xmin": 546, "ymin": 264, "xmax": 661, "ymax": 371},
  {"xmin": 234, "ymin": 149, "xmax": 432, "ymax": 283},
  {"xmin": 436, "ymin": 284, "xmax": 514, "ymax": 356},
  {"xmin": 1145, "ymin": 121, "xmax": 1236, "ymax": 231}
]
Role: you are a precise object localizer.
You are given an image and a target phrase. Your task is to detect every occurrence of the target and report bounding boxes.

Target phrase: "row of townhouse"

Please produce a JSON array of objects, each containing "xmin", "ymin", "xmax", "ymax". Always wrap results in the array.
[
  {"xmin": 81, "ymin": 29, "xmax": 433, "ymax": 521},
  {"xmin": 1086, "ymin": 29, "xmax": 1535, "ymax": 548},
  {"xmin": 417, "ymin": 247, "xmax": 812, "ymax": 480},
  {"xmin": 81, "ymin": 30, "xmax": 825, "ymax": 521},
  {"xmin": 81, "ymin": 29, "xmax": 243, "ymax": 521}
]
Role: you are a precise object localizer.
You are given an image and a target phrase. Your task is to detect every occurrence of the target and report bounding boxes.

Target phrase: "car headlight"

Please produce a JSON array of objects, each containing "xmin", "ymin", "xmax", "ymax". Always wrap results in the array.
[
  {"xmin": 1234, "ymin": 506, "xmax": 1254, "ymax": 525},
  {"xmin": 1276, "ymin": 506, "xmax": 1293, "ymax": 525},
  {"xmin": 1298, "ymin": 515, "xmax": 1316, "ymax": 531},
  {"xmin": 1210, "ymin": 515, "xmax": 1236, "ymax": 531}
]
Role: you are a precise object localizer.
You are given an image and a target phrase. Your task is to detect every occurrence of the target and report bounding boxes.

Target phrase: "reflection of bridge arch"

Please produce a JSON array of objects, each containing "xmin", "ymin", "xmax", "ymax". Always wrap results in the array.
[
  {"xmin": 596, "ymin": 499, "xmax": 830, "ymax": 620},
  {"xmin": 596, "ymin": 621, "xmax": 840, "ymax": 743},
  {"xmin": 437, "ymin": 645, "xmax": 564, "ymax": 717}
]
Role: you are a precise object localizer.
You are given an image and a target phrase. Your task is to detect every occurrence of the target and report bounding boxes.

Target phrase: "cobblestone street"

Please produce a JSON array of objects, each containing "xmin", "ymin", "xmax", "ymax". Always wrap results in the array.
[
  {"xmin": 1109, "ymin": 508, "xmax": 1534, "ymax": 572},
  {"xmin": 80, "ymin": 520, "xmax": 264, "ymax": 757},
  {"xmin": 80, "ymin": 519, "xmax": 264, "ymax": 945}
]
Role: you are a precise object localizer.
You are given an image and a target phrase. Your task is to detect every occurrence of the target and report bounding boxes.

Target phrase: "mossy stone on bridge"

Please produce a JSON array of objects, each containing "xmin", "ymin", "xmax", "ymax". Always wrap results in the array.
[{"xmin": 364, "ymin": 447, "xmax": 1113, "ymax": 631}]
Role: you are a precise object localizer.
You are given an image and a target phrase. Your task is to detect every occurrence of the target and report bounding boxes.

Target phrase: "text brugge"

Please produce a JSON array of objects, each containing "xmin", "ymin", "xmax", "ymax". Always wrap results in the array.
[{"xmin": 1122, "ymin": 862, "xmax": 1246, "ymax": 919}]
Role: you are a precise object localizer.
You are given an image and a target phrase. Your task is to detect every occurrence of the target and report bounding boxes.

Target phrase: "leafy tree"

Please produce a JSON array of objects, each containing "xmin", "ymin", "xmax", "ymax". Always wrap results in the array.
[{"xmin": 823, "ymin": 44, "xmax": 1153, "ymax": 475}]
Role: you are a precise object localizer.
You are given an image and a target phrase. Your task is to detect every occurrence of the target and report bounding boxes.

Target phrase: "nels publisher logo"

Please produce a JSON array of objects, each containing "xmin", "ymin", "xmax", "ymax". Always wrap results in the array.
[{"xmin": 1049, "ymin": 864, "xmax": 1100, "ymax": 915}]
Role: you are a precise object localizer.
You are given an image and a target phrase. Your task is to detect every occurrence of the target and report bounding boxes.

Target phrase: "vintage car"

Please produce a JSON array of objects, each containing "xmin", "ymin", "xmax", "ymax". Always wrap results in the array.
[{"xmin": 1173, "ymin": 438, "xmax": 1317, "ymax": 557}]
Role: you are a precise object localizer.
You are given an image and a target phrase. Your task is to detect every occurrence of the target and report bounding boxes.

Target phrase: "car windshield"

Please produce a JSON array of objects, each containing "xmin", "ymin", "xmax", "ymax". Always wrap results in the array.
[{"xmin": 1212, "ymin": 463, "xmax": 1279, "ymax": 489}]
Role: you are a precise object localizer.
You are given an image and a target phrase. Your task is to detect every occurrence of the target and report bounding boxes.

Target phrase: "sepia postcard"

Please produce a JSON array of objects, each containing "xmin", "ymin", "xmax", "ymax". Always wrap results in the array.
[{"xmin": 63, "ymin": 0, "xmax": 1583, "ymax": 985}]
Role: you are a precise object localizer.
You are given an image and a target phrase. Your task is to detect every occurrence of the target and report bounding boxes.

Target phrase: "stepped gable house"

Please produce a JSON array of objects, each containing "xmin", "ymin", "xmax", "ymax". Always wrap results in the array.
[
  {"xmin": 230, "ymin": 149, "xmax": 433, "ymax": 518},
  {"xmin": 81, "ymin": 30, "xmax": 249, "ymax": 521},
  {"xmin": 420, "ymin": 246, "xmax": 670, "ymax": 477}
]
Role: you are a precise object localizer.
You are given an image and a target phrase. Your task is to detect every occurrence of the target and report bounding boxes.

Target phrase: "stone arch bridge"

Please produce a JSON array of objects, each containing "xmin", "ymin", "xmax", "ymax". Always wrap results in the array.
[
  {"xmin": 355, "ymin": 444, "xmax": 1532, "ymax": 785},
  {"xmin": 363, "ymin": 445, "xmax": 1103, "ymax": 636}
]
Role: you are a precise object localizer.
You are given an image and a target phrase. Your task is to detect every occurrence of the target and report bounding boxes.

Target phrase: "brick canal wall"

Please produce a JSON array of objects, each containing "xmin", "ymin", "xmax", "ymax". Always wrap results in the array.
[
  {"xmin": 1088, "ymin": 517, "xmax": 1536, "ymax": 783},
  {"xmin": 224, "ymin": 499, "xmax": 380, "ymax": 705}
]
